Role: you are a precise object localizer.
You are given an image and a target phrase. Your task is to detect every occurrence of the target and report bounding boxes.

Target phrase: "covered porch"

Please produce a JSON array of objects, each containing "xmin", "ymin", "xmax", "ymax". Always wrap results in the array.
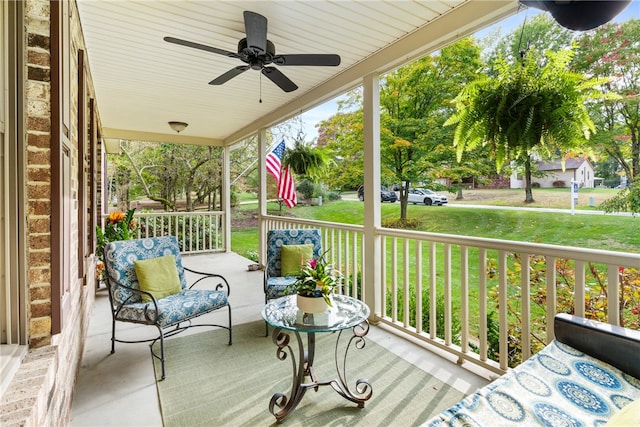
[
  {"xmin": 2, "ymin": 1, "xmax": 638, "ymax": 425},
  {"xmin": 69, "ymin": 251, "xmax": 492, "ymax": 426}
]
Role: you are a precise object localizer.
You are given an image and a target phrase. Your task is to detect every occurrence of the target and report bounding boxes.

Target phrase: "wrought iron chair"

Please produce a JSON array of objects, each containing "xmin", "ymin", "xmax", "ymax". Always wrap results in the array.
[
  {"xmin": 103, "ymin": 235, "xmax": 232, "ymax": 379},
  {"xmin": 263, "ymin": 228, "xmax": 322, "ymax": 335}
]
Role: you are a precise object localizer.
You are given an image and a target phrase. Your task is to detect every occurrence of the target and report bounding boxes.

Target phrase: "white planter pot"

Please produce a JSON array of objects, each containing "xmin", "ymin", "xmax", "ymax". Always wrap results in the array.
[{"xmin": 296, "ymin": 294, "xmax": 328, "ymax": 313}]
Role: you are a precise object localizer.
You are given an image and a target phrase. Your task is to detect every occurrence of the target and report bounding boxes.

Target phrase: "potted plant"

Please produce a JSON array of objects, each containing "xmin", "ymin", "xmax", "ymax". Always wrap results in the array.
[
  {"xmin": 289, "ymin": 251, "xmax": 342, "ymax": 313},
  {"xmin": 96, "ymin": 208, "xmax": 139, "ymax": 283}
]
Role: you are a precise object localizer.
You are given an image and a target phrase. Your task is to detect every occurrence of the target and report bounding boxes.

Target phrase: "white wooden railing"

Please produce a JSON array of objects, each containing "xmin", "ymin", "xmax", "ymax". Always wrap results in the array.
[
  {"xmin": 263, "ymin": 214, "xmax": 640, "ymax": 375},
  {"xmin": 106, "ymin": 210, "xmax": 639, "ymax": 374},
  {"xmin": 103, "ymin": 211, "xmax": 226, "ymax": 254}
]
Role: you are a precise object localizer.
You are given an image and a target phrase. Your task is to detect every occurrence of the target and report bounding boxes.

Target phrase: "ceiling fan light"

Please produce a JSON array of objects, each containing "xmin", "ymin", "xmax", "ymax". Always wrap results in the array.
[{"xmin": 168, "ymin": 121, "xmax": 188, "ymax": 133}]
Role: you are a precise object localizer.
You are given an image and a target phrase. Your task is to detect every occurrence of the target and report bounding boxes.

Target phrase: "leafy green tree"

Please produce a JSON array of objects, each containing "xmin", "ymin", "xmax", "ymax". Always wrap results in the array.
[
  {"xmin": 380, "ymin": 37, "xmax": 483, "ymax": 219},
  {"xmin": 317, "ymin": 90, "xmax": 366, "ymax": 191},
  {"xmin": 117, "ymin": 141, "xmax": 222, "ymax": 211},
  {"xmin": 487, "ymin": 14, "xmax": 574, "ymax": 65},
  {"xmin": 572, "ymin": 19, "xmax": 640, "ymax": 212},
  {"xmin": 446, "ymin": 47, "xmax": 606, "ymax": 203}
]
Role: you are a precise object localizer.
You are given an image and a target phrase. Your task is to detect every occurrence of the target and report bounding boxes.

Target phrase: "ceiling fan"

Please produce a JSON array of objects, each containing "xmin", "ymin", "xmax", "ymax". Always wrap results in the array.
[{"xmin": 164, "ymin": 11, "xmax": 341, "ymax": 93}]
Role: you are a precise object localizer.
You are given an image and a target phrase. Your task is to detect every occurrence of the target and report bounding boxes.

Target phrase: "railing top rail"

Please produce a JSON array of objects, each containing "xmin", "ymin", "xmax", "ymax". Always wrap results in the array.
[
  {"xmin": 135, "ymin": 211, "xmax": 223, "ymax": 217},
  {"xmin": 262, "ymin": 215, "xmax": 640, "ymax": 267},
  {"xmin": 263, "ymin": 214, "xmax": 364, "ymax": 233},
  {"xmin": 379, "ymin": 227, "xmax": 640, "ymax": 267},
  {"xmin": 101, "ymin": 211, "xmax": 224, "ymax": 219}
]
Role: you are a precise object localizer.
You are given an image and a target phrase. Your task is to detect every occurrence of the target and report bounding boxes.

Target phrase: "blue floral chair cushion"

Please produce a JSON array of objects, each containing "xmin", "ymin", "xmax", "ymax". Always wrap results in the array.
[
  {"xmin": 105, "ymin": 236, "xmax": 189, "ymax": 306},
  {"xmin": 264, "ymin": 229, "xmax": 322, "ymax": 300},
  {"xmin": 103, "ymin": 235, "xmax": 232, "ymax": 379}
]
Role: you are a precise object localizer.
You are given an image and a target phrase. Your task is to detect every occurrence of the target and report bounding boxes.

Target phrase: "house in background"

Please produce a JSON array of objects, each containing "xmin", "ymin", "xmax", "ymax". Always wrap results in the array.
[{"xmin": 510, "ymin": 158, "xmax": 596, "ymax": 189}]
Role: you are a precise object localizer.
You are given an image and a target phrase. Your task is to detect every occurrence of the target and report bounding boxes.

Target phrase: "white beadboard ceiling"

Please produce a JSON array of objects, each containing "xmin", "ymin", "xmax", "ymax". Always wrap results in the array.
[{"xmin": 76, "ymin": 0, "xmax": 519, "ymax": 147}]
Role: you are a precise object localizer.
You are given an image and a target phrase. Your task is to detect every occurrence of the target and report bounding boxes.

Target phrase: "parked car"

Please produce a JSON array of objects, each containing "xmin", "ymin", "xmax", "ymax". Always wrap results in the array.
[
  {"xmin": 407, "ymin": 188, "xmax": 448, "ymax": 206},
  {"xmin": 357, "ymin": 185, "xmax": 397, "ymax": 203}
]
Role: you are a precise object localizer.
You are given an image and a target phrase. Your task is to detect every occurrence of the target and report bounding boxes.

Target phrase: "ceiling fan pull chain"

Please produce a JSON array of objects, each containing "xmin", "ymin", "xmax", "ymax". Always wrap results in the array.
[{"xmin": 259, "ymin": 72, "xmax": 263, "ymax": 103}]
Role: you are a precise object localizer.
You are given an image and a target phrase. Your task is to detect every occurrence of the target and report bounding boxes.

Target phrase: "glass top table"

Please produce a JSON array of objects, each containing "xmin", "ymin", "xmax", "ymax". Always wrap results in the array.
[
  {"xmin": 261, "ymin": 294, "xmax": 373, "ymax": 422},
  {"xmin": 261, "ymin": 294, "xmax": 370, "ymax": 333}
]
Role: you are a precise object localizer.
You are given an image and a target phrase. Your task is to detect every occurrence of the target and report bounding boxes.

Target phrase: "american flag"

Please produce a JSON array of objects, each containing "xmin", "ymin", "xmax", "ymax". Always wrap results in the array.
[
  {"xmin": 266, "ymin": 140, "xmax": 286, "ymax": 182},
  {"xmin": 278, "ymin": 165, "xmax": 297, "ymax": 208},
  {"xmin": 266, "ymin": 140, "xmax": 297, "ymax": 208}
]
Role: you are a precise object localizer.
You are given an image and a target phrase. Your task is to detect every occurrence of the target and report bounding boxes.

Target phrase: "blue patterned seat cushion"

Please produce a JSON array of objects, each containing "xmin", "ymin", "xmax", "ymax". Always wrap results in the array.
[
  {"xmin": 265, "ymin": 229, "xmax": 322, "ymax": 299},
  {"xmin": 425, "ymin": 340, "xmax": 640, "ymax": 426},
  {"xmin": 114, "ymin": 289, "xmax": 228, "ymax": 327},
  {"xmin": 105, "ymin": 236, "xmax": 228, "ymax": 327},
  {"xmin": 265, "ymin": 276, "xmax": 297, "ymax": 299}
]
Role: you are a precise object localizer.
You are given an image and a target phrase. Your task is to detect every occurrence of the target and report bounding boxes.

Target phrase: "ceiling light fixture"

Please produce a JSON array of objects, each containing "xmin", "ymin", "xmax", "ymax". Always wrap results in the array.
[{"xmin": 168, "ymin": 121, "xmax": 188, "ymax": 133}]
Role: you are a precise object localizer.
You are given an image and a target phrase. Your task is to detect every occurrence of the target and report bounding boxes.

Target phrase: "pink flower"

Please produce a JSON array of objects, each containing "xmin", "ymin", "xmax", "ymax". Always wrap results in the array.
[{"xmin": 309, "ymin": 258, "xmax": 318, "ymax": 269}]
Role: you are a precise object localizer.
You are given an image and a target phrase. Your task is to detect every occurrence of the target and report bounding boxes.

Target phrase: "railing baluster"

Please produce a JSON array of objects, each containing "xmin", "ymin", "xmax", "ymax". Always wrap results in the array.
[
  {"xmin": 403, "ymin": 239, "xmax": 410, "ymax": 327},
  {"xmin": 479, "ymin": 248, "xmax": 487, "ymax": 361},
  {"xmin": 391, "ymin": 237, "xmax": 398, "ymax": 323},
  {"xmin": 575, "ymin": 260, "xmax": 585, "ymax": 318},
  {"xmin": 521, "ymin": 253, "xmax": 531, "ymax": 361},
  {"xmin": 608, "ymin": 265, "xmax": 620, "ymax": 326},
  {"xmin": 460, "ymin": 246, "xmax": 469, "ymax": 355},
  {"xmin": 416, "ymin": 240, "xmax": 423, "ymax": 334},
  {"xmin": 499, "ymin": 250, "xmax": 508, "ymax": 371},
  {"xmin": 429, "ymin": 242, "xmax": 437, "ymax": 339},
  {"xmin": 546, "ymin": 256, "xmax": 557, "ymax": 343},
  {"xmin": 444, "ymin": 243, "xmax": 452, "ymax": 346}
]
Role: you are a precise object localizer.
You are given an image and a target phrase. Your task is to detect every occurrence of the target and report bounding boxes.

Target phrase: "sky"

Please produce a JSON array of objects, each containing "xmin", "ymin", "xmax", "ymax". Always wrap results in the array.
[{"xmin": 297, "ymin": 0, "xmax": 639, "ymax": 141}]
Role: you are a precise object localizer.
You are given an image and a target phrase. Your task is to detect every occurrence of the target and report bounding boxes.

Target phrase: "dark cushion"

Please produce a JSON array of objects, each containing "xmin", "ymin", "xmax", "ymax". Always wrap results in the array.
[{"xmin": 554, "ymin": 313, "xmax": 640, "ymax": 379}]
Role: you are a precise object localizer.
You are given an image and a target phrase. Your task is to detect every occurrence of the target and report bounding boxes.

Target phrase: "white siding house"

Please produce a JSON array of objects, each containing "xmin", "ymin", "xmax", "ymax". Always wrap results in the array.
[{"xmin": 510, "ymin": 158, "xmax": 596, "ymax": 189}]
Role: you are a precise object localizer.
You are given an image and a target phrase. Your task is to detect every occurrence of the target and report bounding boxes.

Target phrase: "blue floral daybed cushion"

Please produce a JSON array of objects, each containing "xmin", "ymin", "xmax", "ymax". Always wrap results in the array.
[
  {"xmin": 104, "ymin": 236, "xmax": 228, "ymax": 327},
  {"xmin": 425, "ymin": 340, "xmax": 640, "ymax": 426}
]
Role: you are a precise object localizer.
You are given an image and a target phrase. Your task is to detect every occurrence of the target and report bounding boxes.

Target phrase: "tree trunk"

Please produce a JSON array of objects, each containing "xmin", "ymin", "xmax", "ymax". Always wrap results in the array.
[
  {"xmin": 631, "ymin": 131, "xmax": 639, "ymax": 182},
  {"xmin": 524, "ymin": 156, "xmax": 535, "ymax": 203},
  {"xmin": 400, "ymin": 182, "xmax": 410, "ymax": 220},
  {"xmin": 456, "ymin": 187, "xmax": 464, "ymax": 200}
]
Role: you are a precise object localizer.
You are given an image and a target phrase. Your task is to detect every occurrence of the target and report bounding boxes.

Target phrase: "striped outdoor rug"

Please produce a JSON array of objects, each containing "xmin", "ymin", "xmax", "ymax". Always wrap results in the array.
[{"xmin": 152, "ymin": 321, "xmax": 464, "ymax": 426}]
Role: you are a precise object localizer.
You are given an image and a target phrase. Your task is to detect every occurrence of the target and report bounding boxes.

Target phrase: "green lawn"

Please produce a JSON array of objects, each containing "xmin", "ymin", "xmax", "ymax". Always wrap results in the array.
[
  {"xmin": 235, "ymin": 200, "xmax": 637, "ymax": 251},
  {"xmin": 232, "ymin": 199, "xmax": 638, "ymax": 271},
  {"xmin": 232, "ymin": 199, "xmax": 639, "ymax": 360}
]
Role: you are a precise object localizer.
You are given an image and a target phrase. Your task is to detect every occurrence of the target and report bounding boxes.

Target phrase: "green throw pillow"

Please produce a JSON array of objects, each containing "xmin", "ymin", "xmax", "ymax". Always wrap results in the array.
[
  {"xmin": 281, "ymin": 244, "xmax": 314, "ymax": 277},
  {"xmin": 134, "ymin": 255, "xmax": 182, "ymax": 302}
]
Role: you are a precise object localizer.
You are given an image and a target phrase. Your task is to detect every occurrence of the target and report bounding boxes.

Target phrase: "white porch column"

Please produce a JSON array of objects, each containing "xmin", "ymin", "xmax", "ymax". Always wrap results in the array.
[
  {"xmin": 223, "ymin": 145, "xmax": 231, "ymax": 252},
  {"xmin": 362, "ymin": 72, "xmax": 382, "ymax": 321},
  {"xmin": 257, "ymin": 129, "xmax": 268, "ymax": 266}
]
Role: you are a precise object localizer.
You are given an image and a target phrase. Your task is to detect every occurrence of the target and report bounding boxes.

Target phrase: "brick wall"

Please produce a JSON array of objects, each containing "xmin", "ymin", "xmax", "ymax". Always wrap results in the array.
[
  {"xmin": 25, "ymin": 0, "xmax": 53, "ymax": 350},
  {"xmin": 0, "ymin": 0, "xmax": 98, "ymax": 425}
]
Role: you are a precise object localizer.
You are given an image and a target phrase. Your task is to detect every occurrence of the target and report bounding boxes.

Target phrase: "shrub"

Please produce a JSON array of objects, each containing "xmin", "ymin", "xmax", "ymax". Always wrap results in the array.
[
  {"xmin": 382, "ymin": 218, "xmax": 422, "ymax": 229},
  {"xmin": 230, "ymin": 190, "xmax": 239, "ymax": 207},
  {"xmin": 422, "ymin": 293, "xmax": 462, "ymax": 345},
  {"xmin": 297, "ymin": 180, "xmax": 315, "ymax": 200},
  {"xmin": 552, "ymin": 180, "xmax": 566, "ymax": 188},
  {"xmin": 326, "ymin": 191, "xmax": 341, "ymax": 201},
  {"xmin": 243, "ymin": 250, "xmax": 259, "ymax": 262}
]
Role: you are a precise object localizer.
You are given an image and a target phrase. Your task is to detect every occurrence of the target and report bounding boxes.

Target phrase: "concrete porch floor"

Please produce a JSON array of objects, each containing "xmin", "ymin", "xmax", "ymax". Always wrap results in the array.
[{"xmin": 69, "ymin": 252, "xmax": 492, "ymax": 426}]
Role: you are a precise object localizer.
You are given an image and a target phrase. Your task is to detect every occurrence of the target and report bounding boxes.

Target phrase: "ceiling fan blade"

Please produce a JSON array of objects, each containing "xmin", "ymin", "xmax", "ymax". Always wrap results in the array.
[
  {"xmin": 164, "ymin": 36, "xmax": 238, "ymax": 58},
  {"xmin": 262, "ymin": 67, "xmax": 298, "ymax": 92},
  {"xmin": 209, "ymin": 66, "xmax": 250, "ymax": 85},
  {"xmin": 273, "ymin": 54, "xmax": 341, "ymax": 67},
  {"xmin": 243, "ymin": 11, "xmax": 267, "ymax": 54}
]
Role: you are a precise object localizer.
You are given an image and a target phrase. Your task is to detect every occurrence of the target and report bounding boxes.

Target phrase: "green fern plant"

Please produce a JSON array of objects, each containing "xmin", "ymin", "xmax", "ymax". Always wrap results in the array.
[{"xmin": 446, "ymin": 46, "xmax": 614, "ymax": 203}]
